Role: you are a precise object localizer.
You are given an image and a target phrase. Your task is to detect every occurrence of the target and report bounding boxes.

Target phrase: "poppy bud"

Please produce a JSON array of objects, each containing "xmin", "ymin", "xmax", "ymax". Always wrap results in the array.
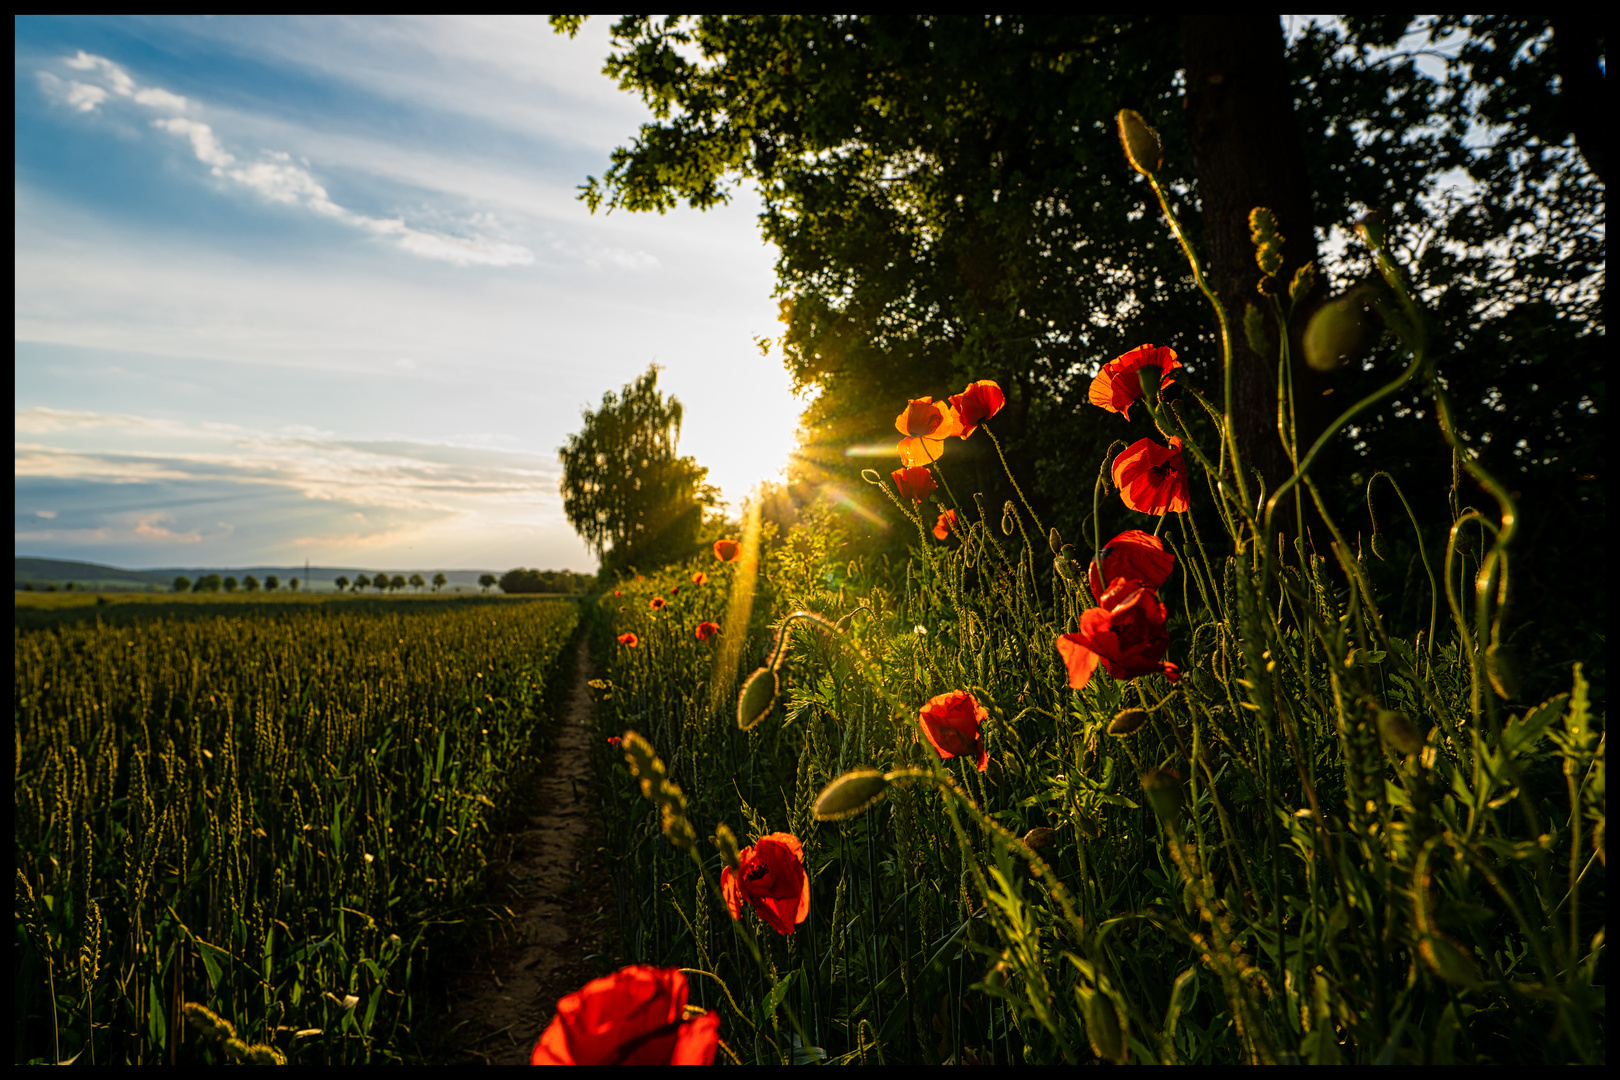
[
  {"xmin": 1022, "ymin": 827, "xmax": 1056, "ymax": 850},
  {"xmin": 1116, "ymin": 109, "xmax": 1162, "ymax": 176},
  {"xmin": 1083, "ymin": 990, "xmax": 1126, "ymax": 1064},
  {"xmin": 813, "ymin": 769, "xmax": 889, "ymax": 821},
  {"xmin": 1048, "ymin": 527, "xmax": 1063, "ymax": 555},
  {"xmin": 1377, "ymin": 710, "xmax": 1424, "ymax": 756},
  {"xmin": 1485, "ymin": 643, "xmax": 1521, "ymax": 700},
  {"xmin": 737, "ymin": 667, "xmax": 779, "ymax": 730},
  {"xmin": 1303, "ymin": 291, "xmax": 1371, "ymax": 372},
  {"xmin": 1370, "ymin": 530, "xmax": 1388, "ymax": 561},
  {"xmin": 1054, "ymin": 553, "xmax": 1077, "ymax": 584},
  {"xmin": 1354, "ymin": 211, "xmax": 1388, "ymax": 252},
  {"xmin": 1108, "ymin": 709, "xmax": 1149, "ymax": 736},
  {"xmin": 714, "ymin": 823, "xmax": 742, "ymax": 871}
]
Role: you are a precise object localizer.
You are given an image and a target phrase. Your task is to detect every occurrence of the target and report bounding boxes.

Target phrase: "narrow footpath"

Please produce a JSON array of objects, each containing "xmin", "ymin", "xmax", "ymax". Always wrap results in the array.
[{"xmin": 448, "ymin": 638, "xmax": 612, "ymax": 1064}]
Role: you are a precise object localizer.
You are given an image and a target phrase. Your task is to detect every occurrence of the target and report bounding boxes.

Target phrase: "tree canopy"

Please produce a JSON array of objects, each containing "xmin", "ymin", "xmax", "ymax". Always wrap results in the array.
[
  {"xmin": 559, "ymin": 364, "xmax": 720, "ymax": 574},
  {"xmin": 557, "ymin": 14, "xmax": 1604, "ymax": 689}
]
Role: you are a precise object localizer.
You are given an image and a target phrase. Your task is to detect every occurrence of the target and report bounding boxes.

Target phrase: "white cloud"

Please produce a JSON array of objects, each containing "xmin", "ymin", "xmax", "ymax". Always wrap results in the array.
[
  {"xmin": 46, "ymin": 51, "xmax": 534, "ymax": 268},
  {"xmin": 65, "ymin": 80, "xmax": 109, "ymax": 111}
]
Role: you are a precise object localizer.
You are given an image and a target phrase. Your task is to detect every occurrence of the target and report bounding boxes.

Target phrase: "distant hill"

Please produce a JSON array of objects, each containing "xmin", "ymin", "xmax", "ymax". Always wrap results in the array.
[{"xmin": 14, "ymin": 557, "xmax": 526, "ymax": 593}]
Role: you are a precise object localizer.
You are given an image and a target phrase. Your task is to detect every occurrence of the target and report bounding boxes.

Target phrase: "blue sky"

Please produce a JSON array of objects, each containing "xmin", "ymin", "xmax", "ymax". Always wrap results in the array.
[{"xmin": 15, "ymin": 16, "xmax": 799, "ymax": 572}]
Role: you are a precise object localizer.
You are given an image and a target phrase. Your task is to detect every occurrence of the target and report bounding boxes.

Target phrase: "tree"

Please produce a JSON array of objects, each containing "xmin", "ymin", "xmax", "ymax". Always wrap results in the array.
[
  {"xmin": 389, "ymin": 574, "xmax": 405, "ymax": 592},
  {"xmin": 193, "ymin": 574, "xmax": 222, "ymax": 593},
  {"xmin": 478, "ymin": 573, "xmax": 497, "ymax": 593},
  {"xmin": 172, "ymin": 576, "xmax": 191, "ymax": 593},
  {"xmin": 242, "ymin": 574, "xmax": 260, "ymax": 592},
  {"xmin": 335, "ymin": 575, "xmax": 350, "ymax": 592},
  {"xmin": 289, "ymin": 578, "xmax": 299, "ymax": 592},
  {"xmin": 432, "ymin": 572, "xmax": 447, "ymax": 592},
  {"xmin": 559, "ymin": 365, "xmax": 720, "ymax": 573},
  {"xmin": 353, "ymin": 574, "xmax": 370, "ymax": 591},
  {"xmin": 559, "ymin": 15, "xmax": 1604, "ymax": 690},
  {"xmin": 222, "ymin": 576, "xmax": 238, "ymax": 593},
  {"xmin": 407, "ymin": 574, "xmax": 424, "ymax": 592},
  {"xmin": 264, "ymin": 574, "xmax": 280, "ymax": 591}
]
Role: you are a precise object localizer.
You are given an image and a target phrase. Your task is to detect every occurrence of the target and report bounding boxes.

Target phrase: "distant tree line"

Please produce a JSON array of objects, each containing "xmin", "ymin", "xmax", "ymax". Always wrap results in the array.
[
  {"xmin": 497, "ymin": 568, "xmax": 596, "ymax": 594},
  {"xmin": 171, "ymin": 575, "xmax": 301, "ymax": 593}
]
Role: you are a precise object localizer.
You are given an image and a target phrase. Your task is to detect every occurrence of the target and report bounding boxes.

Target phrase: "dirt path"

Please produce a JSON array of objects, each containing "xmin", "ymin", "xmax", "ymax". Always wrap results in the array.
[{"xmin": 447, "ymin": 638, "xmax": 612, "ymax": 1064}]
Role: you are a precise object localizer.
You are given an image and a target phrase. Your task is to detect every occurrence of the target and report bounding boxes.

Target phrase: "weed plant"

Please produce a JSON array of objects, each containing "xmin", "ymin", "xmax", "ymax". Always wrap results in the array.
[
  {"xmin": 587, "ymin": 114, "xmax": 1605, "ymax": 1065},
  {"xmin": 12, "ymin": 596, "xmax": 578, "ymax": 1063}
]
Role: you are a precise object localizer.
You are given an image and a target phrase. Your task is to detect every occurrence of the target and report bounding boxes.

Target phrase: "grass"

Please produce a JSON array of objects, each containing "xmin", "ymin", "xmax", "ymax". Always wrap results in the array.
[
  {"xmin": 13, "ymin": 592, "xmax": 580, "ymax": 1064},
  {"xmin": 580, "ymin": 146, "xmax": 1605, "ymax": 1065}
]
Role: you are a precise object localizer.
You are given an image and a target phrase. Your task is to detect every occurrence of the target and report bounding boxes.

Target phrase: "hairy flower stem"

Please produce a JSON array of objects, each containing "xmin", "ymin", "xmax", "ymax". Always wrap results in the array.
[{"xmin": 983, "ymin": 424, "xmax": 1046, "ymax": 536}]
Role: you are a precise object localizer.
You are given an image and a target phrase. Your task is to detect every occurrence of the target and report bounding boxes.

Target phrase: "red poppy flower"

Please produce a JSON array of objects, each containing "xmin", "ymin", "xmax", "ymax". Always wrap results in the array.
[
  {"xmin": 918, "ymin": 689, "xmax": 989, "ymax": 771},
  {"xmin": 896, "ymin": 396, "xmax": 963, "ymax": 466},
  {"xmin": 1055, "ymin": 579, "xmax": 1180, "ymax": 691},
  {"xmin": 1088, "ymin": 344, "xmax": 1184, "ymax": 421},
  {"xmin": 613, "ymin": 590, "xmax": 621, "ymax": 597},
  {"xmin": 691, "ymin": 572, "xmax": 709, "ymax": 585},
  {"xmin": 649, "ymin": 597, "xmax": 666, "ymax": 610},
  {"xmin": 530, "ymin": 965, "xmax": 719, "ymax": 1065},
  {"xmin": 695, "ymin": 621, "xmax": 720, "ymax": 642},
  {"xmin": 1113, "ymin": 437, "xmax": 1190, "ymax": 514},
  {"xmin": 617, "ymin": 632, "xmax": 639, "ymax": 647},
  {"xmin": 1088, "ymin": 529, "xmax": 1175, "ymax": 599},
  {"xmin": 607, "ymin": 736, "xmax": 621, "ymax": 746},
  {"xmin": 891, "ymin": 465, "xmax": 938, "ymax": 503},
  {"xmin": 933, "ymin": 508, "xmax": 959, "ymax": 541},
  {"xmin": 670, "ymin": 586, "xmax": 679, "ymax": 595},
  {"xmin": 721, "ymin": 833, "xmax": 810, "ymax": 935},
  {"xmin": 714, "ymin": 539, "xmax": 740, "ymax": 562},
  {"xmin": 948, "ymin": 380, "xmax": 1005, "ymax": 438}
]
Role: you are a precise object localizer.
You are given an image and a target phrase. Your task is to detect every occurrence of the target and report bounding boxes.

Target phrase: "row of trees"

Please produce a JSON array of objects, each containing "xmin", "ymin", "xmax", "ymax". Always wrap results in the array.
[
  {"xmin": 334, "ymin": 573, "xmax": 437, "ymax": 593},
  {"xmin": 172, "ymin": 574, "xmax": 299, "ymax": 593}
]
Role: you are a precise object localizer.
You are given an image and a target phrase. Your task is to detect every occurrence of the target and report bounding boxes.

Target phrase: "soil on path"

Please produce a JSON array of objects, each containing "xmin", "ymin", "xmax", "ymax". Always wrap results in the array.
[{"xmin": 446, "ymin": 639, "xmax": 613, "ymax": 1063}]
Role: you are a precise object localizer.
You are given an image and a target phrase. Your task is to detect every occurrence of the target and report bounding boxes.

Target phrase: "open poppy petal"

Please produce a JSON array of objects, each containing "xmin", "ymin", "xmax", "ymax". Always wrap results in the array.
[
  {"xmin": 918, "ymin": 689, "xmax": 989, "ymax": 771},
  {"xmin": 949, "ymin": 380, "xmax": 1005, "ymax": 437},
  {"xmin": 1088, "ymin": 344, "xmax": 1184, "ymax": 421},
  {"xmin": 895, "ymin": 397, "xmax": 963, "ymax": 440},
  {"xmin": 723, "ymin": 833, "xmax": 809, "ymax": 935},
  {"xmin": 891, "ymin": 465, "xmax": 938, "ymax": 503},
  {"xmin": 1112, "ymin": 437, "xmax": 1190, "ymax": 514}
]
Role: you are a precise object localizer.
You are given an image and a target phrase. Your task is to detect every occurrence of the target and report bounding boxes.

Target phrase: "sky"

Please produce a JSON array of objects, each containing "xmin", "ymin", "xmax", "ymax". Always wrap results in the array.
[{"xmin": 14, "ymin": 16, "xmax": 800, "ymax": 573}]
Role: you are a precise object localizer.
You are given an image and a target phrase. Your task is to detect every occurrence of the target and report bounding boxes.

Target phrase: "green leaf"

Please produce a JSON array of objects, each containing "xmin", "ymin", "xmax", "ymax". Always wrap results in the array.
[{"xmin": 1503, "ymin": 694, "xmax": 1567, "ymax": 755}]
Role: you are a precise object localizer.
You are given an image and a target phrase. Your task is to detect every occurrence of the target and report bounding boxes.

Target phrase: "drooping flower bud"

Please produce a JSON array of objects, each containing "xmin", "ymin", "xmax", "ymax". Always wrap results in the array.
[
  {"xmin": 1303, "ymin": 291, "xmax": 1371, "ymax": 372},
  {"xmin": 1485, "ymin": 643, "xmax": 1522, "ymax": 700},
  {"xmin": 1108, "ymin": 708, "xmax": 1149, "ymax": 736},
  {"xmin": 1048, "ymin": 527, "xmax": 1063, "ymax": 555},
  {"xmin": 1022, "ymin": 827, "xmax": 1056, "ymax": 850},
  {"xmin": 737, "ymin": 667, "xmax": 779, "ymax": 730},
  {"xmin": 1116, "ymin": 109, "xmax": 1162, "ymax": 176},
  {"xmin": 812, "ymin": 769, "xmax": 890, "ymax": 820}
]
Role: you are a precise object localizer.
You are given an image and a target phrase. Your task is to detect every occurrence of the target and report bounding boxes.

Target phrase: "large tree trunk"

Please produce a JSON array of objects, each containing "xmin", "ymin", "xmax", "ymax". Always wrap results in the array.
[{"xmin": 1180, "ymin": 14, "xmax": 1323, "ymax": 497}]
